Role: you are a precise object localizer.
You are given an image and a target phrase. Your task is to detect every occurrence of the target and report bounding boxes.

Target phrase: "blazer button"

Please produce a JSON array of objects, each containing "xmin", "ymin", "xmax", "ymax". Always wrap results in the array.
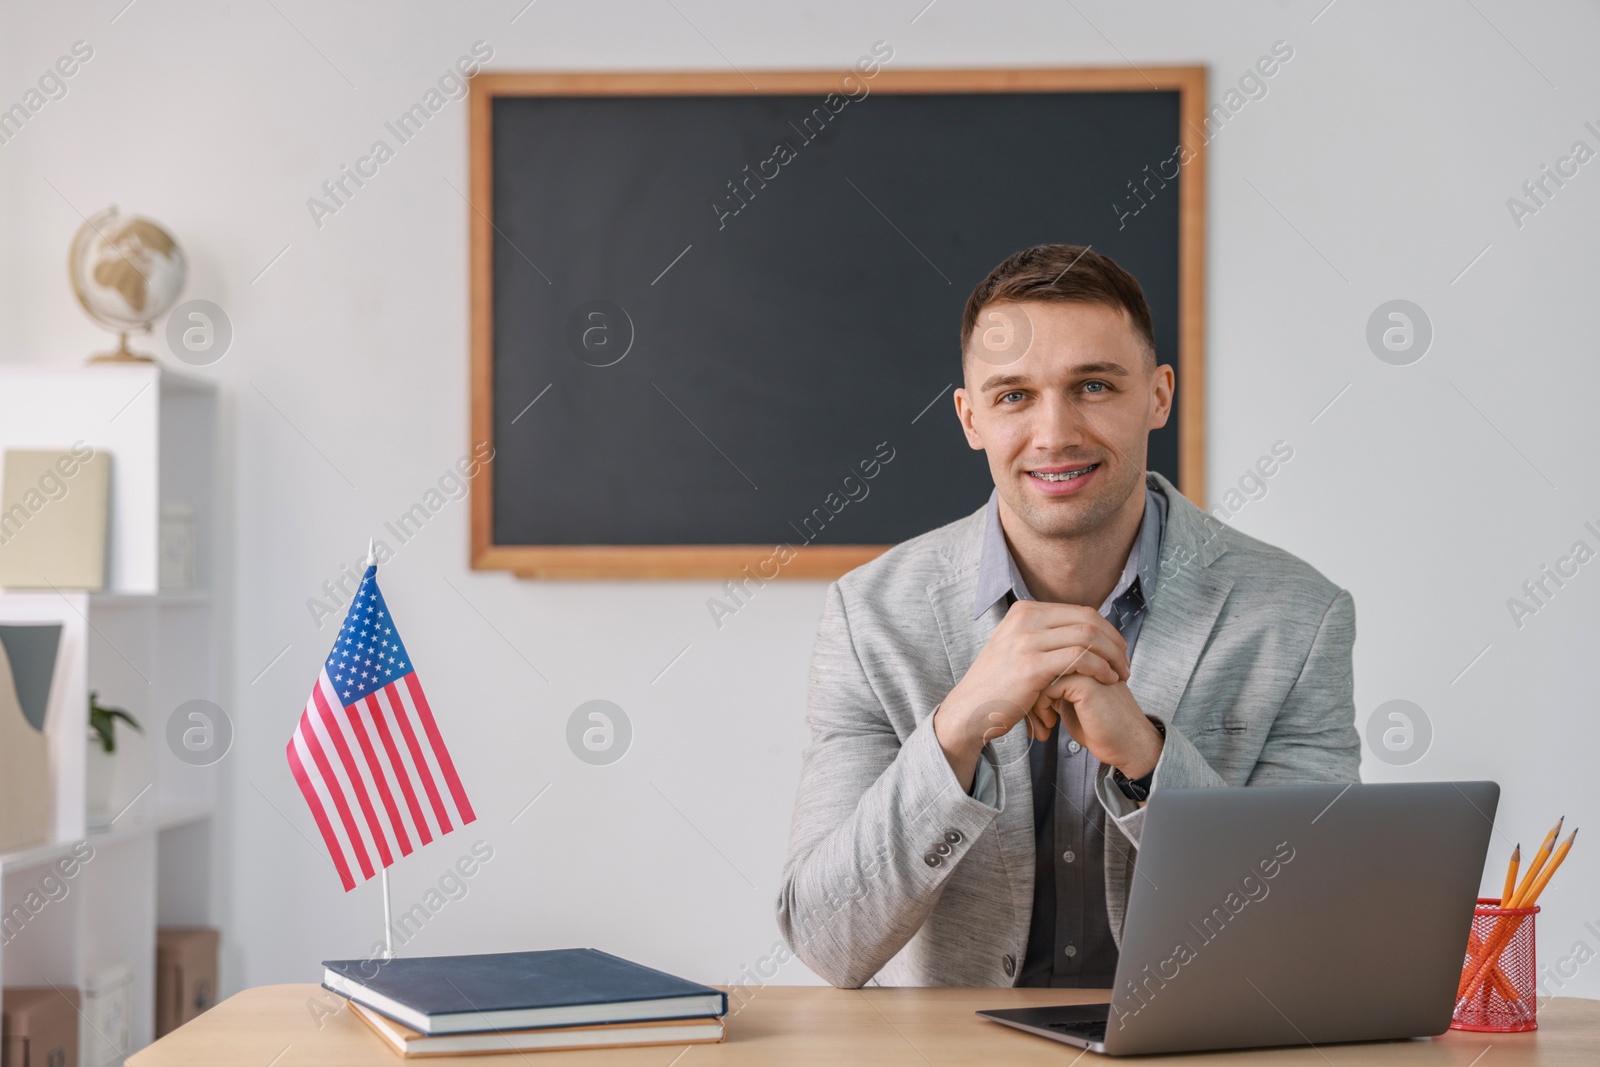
[
  {"xmin": 924, "ymin": 852, "xmax": 942, "ymax": 868},
  {"xmin": 944, "ymin": 830, "xmax": 963, "ymax": 844},
  {"xmin": 1002, "ymin": 954, "xmax": 1016, "ymax": 977},
  {"xmin": 935, "ymin": 842, "xmax": 952, "ymax": 856}
]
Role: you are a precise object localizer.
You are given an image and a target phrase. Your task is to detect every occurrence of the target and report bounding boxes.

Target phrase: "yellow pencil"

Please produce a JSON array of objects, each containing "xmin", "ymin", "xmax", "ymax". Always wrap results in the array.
[
  {"xmin": 1510, "ymin": 817, "xmax": 1563, "ymax": 907},
  {"xmin": 1501, "ymin": 844, "xmax": 1520, "ymax": 907},
  {"xmin": 1519, "ymin": 828, "xmax": 1578, "ymax": 908},
  {"xmin": 1479, "ymin": 842, "xmax": 1523, "ymax": 1004}
]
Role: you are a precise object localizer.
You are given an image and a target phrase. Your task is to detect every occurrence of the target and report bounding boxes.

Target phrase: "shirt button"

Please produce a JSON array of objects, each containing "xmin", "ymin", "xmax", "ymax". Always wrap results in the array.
[
  {"xmin": 1067, "ymin": 740, "xmax": 1081, "ymax": 754},
  {"xmin": 1064, "ymin": 943, "xmax": 1078, "ymax": 959},
  {"xmin": 924, "ymin": 853, "xmax": 942, "ymax": 868},
  {"xmin": 1002, "ymin": 954, "xmax": 1016, "ymax": 977},
  {"xmin": 944, "ymin": 830, "xmax": 963, "ymax": 844},
  {"xmin": 1062, "ymin": 849, "xmax": 1076, "ymax": 864},
  {"xmin": 935, "ymin": 842, "xmax": 952, "ymax": 857}
]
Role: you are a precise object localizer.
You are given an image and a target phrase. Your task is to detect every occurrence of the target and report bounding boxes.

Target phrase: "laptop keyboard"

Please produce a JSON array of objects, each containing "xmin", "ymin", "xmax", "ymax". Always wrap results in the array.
[{"xmin": 1046, "ymin": 1018, "xmax": 1108, "ymax": 1041}]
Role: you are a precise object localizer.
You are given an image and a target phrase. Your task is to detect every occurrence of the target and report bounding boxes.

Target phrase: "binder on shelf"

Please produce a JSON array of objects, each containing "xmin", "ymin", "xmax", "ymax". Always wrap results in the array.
[{"xmin": 0, "ymin": 448, "xmax": 110, "ymax": 591}]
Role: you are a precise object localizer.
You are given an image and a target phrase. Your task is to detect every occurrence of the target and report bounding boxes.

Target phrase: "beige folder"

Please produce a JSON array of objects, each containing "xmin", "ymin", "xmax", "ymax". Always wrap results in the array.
[{"xmin": 0, "ymin": 448, "xmax": 110, "ymax": 590}]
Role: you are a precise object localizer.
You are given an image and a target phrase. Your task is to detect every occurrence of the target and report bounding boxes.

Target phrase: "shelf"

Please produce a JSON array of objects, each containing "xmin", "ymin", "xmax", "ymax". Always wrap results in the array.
[
  {"xmin": 88, "ymin": 590, "xmax": 212, "ymax": 608},
  {"xmin": 85, "ymin": 821, "xmax": 158, "ymax": 850},
  {"xmin": 0, "ymin": 824, "xmax": 151, "ymax": 873},
  {"xmin": 0, "ymin": 821, "xmax": 166, "ymax": 874},
  {"xmin": 0, "ymin": 836, "xmax": 82, "ymax": 875}
]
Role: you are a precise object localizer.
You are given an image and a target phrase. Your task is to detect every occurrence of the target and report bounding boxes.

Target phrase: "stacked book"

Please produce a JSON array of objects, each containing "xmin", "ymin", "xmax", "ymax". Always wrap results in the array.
[{"xmin": 322, "ymin": 948, "xmax": 728, "ymax": 1057}]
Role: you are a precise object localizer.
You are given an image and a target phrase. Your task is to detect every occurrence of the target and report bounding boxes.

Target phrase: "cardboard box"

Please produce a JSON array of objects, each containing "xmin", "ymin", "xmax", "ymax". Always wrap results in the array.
[
  {"xmin": 155, "ymin": 927, "xmax": 219, "ymax": 1038},
  {"xmin": 2, "ymin": 985, "xmax": 80, "ymax": 1067}
]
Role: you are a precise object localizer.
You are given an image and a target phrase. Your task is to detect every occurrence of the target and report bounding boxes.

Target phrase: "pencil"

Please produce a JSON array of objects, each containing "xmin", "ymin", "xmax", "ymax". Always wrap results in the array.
[
  {"xmin": 1485, "ymin": 842, "xmax": 1522, "ymax": 1005},
  {"xmin": 1501, "ymin": 844, "xmax": 1520, "ymax": 908},
  {"xmin": 1510, "ymin": 817, "xmax": 1563, "ymax": 906},
  {"xmin": 1519, "ymin": 828, "xmax": 1578, "ymax": 908}
]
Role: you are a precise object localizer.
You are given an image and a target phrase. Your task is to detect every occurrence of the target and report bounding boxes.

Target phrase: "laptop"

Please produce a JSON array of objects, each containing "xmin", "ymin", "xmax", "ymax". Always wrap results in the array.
[{"xmin": 978, "ymin": 781, "xmax": 1498, "ymax": 1056}]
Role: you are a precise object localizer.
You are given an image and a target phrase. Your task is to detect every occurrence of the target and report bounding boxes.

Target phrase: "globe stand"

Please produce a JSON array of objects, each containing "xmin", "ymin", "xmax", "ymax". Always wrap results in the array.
[{"xmin": 88, "ymin": 331, "xmax": 156, "ymax": 364}]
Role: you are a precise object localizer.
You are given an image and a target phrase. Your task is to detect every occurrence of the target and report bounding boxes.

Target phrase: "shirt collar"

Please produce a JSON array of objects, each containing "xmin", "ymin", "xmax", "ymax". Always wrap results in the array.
[{"xmin": 971, "ymin": 481, "xmax": 1167, "ymax": 621}]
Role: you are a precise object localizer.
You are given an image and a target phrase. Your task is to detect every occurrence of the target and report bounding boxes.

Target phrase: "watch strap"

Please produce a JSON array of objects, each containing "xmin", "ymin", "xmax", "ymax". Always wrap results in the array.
[{"xmin": 1112, "ymin": 718, "xmax": 1166, "ymax": 801}]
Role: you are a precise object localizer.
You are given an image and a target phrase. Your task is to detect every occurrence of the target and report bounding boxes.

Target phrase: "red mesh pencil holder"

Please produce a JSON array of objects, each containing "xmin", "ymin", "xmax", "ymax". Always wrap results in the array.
[{"xmin": 1452, "ymin": 897, "xmax": 1539, "ymax": 1032}]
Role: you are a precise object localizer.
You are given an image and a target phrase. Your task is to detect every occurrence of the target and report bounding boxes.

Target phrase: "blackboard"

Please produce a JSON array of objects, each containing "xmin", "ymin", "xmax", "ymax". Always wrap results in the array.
[{"xmin": 469, "ymin": 68, "xmax": 1206, "ymax": 578}]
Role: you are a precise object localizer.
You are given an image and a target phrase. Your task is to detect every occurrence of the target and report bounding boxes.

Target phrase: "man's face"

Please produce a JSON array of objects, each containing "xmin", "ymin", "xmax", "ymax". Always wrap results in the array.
[{"xmin": 953, "ymin": 300, "xmax": 1174, "ymax": 541}]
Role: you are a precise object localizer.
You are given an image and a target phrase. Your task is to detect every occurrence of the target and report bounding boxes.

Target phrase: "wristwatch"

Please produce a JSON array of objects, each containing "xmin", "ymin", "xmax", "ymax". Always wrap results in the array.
[{"xmin": 1112, "ymin": 718, "xmax": 1166, "ymax": 802}]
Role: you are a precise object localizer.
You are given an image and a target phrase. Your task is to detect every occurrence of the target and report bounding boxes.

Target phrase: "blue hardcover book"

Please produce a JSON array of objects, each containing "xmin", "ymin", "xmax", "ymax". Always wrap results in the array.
[{"xmin": 322, "ymin": 948, "xmax": 728, "ymax": 1035}]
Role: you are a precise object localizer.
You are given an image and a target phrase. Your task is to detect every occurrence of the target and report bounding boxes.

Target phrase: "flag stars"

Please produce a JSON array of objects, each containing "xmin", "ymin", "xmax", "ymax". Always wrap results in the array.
[{"xmin": 321, "ymin": 576, "xmax": 414, "ymax": 701}]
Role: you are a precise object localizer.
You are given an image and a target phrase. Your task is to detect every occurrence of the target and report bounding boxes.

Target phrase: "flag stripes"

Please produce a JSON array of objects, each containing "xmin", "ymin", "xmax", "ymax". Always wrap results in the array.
[{"xmin": 285, "ymin": 564, "xmax": 474, "ymax": 892}]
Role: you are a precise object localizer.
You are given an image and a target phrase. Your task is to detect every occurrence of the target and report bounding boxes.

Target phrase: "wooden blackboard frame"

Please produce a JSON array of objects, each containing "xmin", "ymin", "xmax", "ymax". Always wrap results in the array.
[{"xmin": 468, "ymin": 67, "xmax": 1207, "ymax": 579}]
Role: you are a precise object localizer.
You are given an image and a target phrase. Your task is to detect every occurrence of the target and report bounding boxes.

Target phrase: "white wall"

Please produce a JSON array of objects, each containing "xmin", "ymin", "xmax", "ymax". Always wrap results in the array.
[{"xmin": 3, "ymin": 0, "xmax": 1598, "ymax": 1001}]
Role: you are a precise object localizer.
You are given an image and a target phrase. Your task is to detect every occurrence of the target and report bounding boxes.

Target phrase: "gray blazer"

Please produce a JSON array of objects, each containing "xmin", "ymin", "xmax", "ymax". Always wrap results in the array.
[{"xmin": 776, "ymin": 471, "xmax": 1361, "ymax": 988}]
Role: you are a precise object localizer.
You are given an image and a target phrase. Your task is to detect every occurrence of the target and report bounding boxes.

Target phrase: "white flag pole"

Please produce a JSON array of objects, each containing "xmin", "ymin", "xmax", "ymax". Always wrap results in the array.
[
  {"xmin": 382, "ymin": 869, "xmax": 394, "ymax": 959},
  {"xmin": 363, "ymin": 538, "xmax": 395, "ymax": 960}
]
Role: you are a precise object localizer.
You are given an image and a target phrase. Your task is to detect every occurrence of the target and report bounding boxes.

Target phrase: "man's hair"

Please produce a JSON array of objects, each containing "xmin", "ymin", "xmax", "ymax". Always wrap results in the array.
[{"xmin": 960, "ymin": 244, "xmax": 1157, "ymax": 364}]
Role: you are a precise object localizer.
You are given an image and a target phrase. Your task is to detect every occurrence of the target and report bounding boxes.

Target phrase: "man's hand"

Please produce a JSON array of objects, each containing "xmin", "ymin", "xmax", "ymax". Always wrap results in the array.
[
  {"xmin": 1029, "ymin": 674, "xmax": 1164, "ymax": 780},
  {"xmin": 933, "ymin": 601, "xmax": 1130, "ymax": 790}
]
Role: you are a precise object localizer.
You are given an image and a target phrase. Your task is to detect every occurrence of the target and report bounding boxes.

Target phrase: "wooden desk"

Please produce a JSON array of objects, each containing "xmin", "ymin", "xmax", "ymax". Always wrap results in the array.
[{"xmin": 127, "ymin": 984, "xmax": 1598, "ymax": 1065}]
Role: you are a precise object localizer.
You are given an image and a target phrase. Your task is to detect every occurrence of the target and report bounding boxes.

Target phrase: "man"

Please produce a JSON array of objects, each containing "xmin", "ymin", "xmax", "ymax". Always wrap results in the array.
[{"xmin": 775, "ymin": 244, "xmax": 1359, "ymax": 989}]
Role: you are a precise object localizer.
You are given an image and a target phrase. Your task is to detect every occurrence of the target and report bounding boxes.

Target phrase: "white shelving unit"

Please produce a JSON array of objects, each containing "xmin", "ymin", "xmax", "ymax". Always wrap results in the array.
[{"xmin": 0, "ymin": 365, "xmax": 223, "ymax": 1064}]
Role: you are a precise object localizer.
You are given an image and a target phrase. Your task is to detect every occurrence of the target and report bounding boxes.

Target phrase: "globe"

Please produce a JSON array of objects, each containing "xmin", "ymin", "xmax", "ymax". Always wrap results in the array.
[{"xmin": 69, "ymin": 206, "xmax": 187, "ymax": 362}]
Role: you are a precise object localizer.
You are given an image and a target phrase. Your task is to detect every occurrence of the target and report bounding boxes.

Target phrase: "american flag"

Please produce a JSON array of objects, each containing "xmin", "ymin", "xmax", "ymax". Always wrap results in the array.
[{"xmin": 287, "ymin": 563, "xmax": 475, "ymax": 891}]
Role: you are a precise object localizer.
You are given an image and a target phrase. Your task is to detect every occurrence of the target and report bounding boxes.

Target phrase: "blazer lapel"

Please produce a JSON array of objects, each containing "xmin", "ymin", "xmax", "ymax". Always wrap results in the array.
[
  {"xmin": 1128, "ymin": 474, "xmax": 1234, "ymax": 730},
  {"xmin": 1128, "ymin": 571, "xmax": 1230, "ymax": 727}
]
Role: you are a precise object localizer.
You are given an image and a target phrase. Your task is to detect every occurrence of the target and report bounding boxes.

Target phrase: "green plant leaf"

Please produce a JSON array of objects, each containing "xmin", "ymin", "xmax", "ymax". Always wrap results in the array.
[{"xmin": 88, "ymin": 692, "xmax": 141, "ymax": 753}]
